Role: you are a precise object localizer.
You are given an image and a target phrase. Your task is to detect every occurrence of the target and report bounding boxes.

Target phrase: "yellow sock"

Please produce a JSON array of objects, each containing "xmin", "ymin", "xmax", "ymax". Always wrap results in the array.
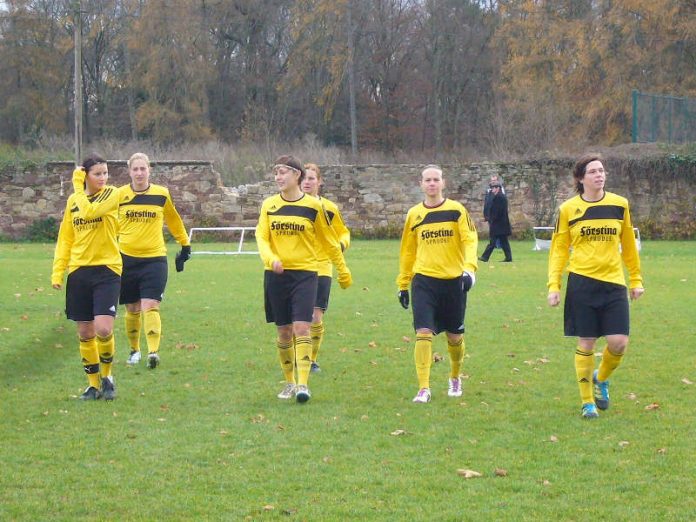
[
  {"xmin": 295, "ymin": 335, "xmax": 312, "ymax": 386},
  {"xmin": 125, "ymin": 310, "xmax": 142, "ymax": 352},
  {"xmin": 597, "ymin": 346, "xmax": 624, "ymax": 382},
  {"xmin": 144, "ymin": 308, "xmax": 162, "ymax": 354},
  {"xmin": 447, "ymin": 337, "xmax": 465, "ymax": 379},
  {"xmin": 575, "ymin": 348, "xmax": 595, "ymax": 404},
  {"xmin": 310, "ymin": 321, "xmax": 324, "ymax": 362},
  {"xmin": 79, "ymin": 337, "xmax": 100, "ymax": 388},
  {"xmin": 97, "ymin": 333, "xmax": 115, "ymax": 378},
  {"xmin": 415, "ymin": 332, "xmax": 433, "ymax": 389},
  {"xmin": 277, "ymin": 339, "xmax": 295, "ymax": 384}
]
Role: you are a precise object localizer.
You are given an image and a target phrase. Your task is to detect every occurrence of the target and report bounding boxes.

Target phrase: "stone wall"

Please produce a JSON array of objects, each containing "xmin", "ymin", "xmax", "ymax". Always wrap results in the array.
[{"xmin": 1, "ymin": 158, "xmax": 695, "ymax": 239}]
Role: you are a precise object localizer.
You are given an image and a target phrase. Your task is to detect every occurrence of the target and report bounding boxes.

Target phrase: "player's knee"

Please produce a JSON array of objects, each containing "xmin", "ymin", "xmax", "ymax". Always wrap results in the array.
[{"xmin": 607, "ymin": 335, "xmax": 628, "ymax": 354}]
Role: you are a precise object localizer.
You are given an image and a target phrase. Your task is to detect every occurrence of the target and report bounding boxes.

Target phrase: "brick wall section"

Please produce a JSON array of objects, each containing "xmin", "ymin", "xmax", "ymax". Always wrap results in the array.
[{"xmin": 1, "ymin": 158, "xmax": 694, "ymax": 239}]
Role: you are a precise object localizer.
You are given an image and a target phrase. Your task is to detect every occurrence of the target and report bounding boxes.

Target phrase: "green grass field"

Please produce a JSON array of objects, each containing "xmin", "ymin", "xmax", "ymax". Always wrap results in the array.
[{"xmin": 1, "ymin": 241, "xmax": 695, "ymax": 521}]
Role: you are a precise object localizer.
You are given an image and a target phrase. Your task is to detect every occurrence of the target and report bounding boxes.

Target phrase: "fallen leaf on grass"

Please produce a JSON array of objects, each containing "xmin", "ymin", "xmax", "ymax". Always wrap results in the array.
[
  {"xmin": 626, "ymin": 392, "xmax": 637, "ymax": 400},
  {"xmin": 322, "ymin": 456, "xmax": 332, "ymax": 463},
  {"xmin": 21, "ymin": 315, "xmax": 29, "ymax": 321},
  {"xmin": 549, "ymin": 435, "xmax": 559, "ymax": 443},
  {"xmin": 251, "ymin": 414, "xmax": 266, "ymax": 424},
  {"xmin": 390, "ymin": 429, "xmax": 408, "ymax": 436},
  {"xmin": 362, "ymin": 287, "xmax": 370, "ymax": 291},
  {"xmin": 14, "ymin": 293, "xmax": 21, "ymax": 298},
  {"xmin": 618, "ymin": 441, "xmax": 630, "ymax": 448},
  {"xmin": 433, "ymin": 352, "xmax": 444, "ymax": 362},
  {"xmin": 681, "ymin": 378, "xmax": 693, "ymax": 385},
  {"xmin": 402, "ymin": 336, "xmax": 411, "ymax": 343},
  {"xmin": 494, "ymin": 468, "xmax": 508, "ymax": 477},
  {"xmin": 542, "ymin": 480, "xmax": 552, "ymax": 486},
  {"xmin": 657, "ymin": 448, "xmax": 667, "ymax": 455},
  {"xmin": 645, "ymin": 402, "xmax": 660, "ymax": 411},
  {"xmin": 263, "ymin": 505, "xmax": 274, "ymax": 511},
  {"xmin": 368, "ymin": 341, "xmax": 377, "ymax": 348},
  {"xmin": 457, "ymin": 469, "xmax": 482, "ymax": 479}
]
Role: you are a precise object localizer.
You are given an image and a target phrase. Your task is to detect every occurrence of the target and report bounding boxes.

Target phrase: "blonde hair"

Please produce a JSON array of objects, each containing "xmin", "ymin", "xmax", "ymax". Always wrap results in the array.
[
  {"xmin": 304, "ymin": 163, "xmax": 321, "ymax": 181},
  {"xmin": 128, "ymin": 152, "xmax": 150, "ymax": 168}
]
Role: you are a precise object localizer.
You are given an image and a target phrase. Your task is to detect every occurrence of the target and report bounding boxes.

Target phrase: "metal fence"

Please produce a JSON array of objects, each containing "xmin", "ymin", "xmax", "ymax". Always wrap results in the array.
[{"xmin": 632, "ymin": 90, "xmax": 696, "ymax": 144}]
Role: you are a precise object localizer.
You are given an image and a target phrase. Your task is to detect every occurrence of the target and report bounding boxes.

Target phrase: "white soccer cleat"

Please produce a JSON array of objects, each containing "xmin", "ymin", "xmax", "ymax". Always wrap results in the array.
[
  {"xmin": 448, "ymin": 377, "xmax": 463, "ymax": 397},
  {"xmin": 277, "ymin": 383, "xmax": 296, "ymax": 399},
  {"xmin": 127, "ymin": 350, "xmax": 141, "ymax": 366},
  {"xmin": 413, "ymin": 388, "xmax": 431, "ymax": 403}
]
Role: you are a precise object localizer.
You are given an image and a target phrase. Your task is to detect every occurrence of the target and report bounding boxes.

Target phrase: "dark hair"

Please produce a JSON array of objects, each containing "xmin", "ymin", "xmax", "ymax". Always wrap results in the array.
[
  {"xmin": 82, "ymin": 153, "xmax": 107, "ymax": 174},
  {"xmin": 572, "ymin": 153, "xmax": 603, "ymax": 194},
  {"xmin": 274, "ymin": 154, "xmax": 305, "ymax": 183}
]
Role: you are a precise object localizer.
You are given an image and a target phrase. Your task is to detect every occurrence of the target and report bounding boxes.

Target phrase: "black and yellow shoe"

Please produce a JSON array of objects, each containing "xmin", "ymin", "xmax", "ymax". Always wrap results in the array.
[
  {"xmin": 147, "ymin": 353, "xmax": 160, "ymax": 369},
  {"xmin": 79, "ymin": 386, "xmax": 102, "ymax": 401},
  {"xmin": 101, "ymin": 377, "xmax": 116, "ymax": 401}
]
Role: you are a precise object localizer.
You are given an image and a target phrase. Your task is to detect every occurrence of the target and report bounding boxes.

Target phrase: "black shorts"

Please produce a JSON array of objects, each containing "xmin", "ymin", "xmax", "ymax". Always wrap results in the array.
[
  {"xmin": 264, "ymin": 270, "xmax": 318, "ymax": 326},
  {"xmin": 314, "ymin": 276, "xmax": 332, "ymax": 311},
  {"xmin": 411, "ymin": 273, "xmax": 467, "ymax": 335},
  {"xmin": 119, "ymin": 254, "xmax": 168, "ymax": 304},
  {"xmin": 66, "ymin": 266, "xmax": 121, "ymax": 321},
  {"xmin": 564, "ymin": 272, "xmax": 629, "ymax": 337}
]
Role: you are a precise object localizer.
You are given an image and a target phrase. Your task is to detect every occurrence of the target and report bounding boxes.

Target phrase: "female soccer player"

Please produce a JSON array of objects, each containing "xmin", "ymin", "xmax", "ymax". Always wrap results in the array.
[
  {"xmin": 52, "ymin": 154, "xmax": 121, "ymax": 400},
  {"xmin": 256, "ymin": 155, "xmax": 352, "ymax": 403},
  {"xmin": 118, "ymin": 152, "xmax": 191, "ymax": 370},
  {"xmin": 547, "ymin": 153, "xmax": 644, "ymax": 419},
  {"xmin": 397, "ymin": 165, "xmax": 478, "ymax": 403},
  {"xmin": 300, "ymin": 163, "xmax": 351, "ymax": 373}
]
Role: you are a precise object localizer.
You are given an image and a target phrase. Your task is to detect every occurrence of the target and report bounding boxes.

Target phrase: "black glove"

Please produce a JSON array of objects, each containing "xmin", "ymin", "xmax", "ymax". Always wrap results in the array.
[
  {"xmin": 175, "ymin": 245, "xmax": 191, "ymax": 272},
  {"xmin": 461, "ymin": 273, "xmax": 473, "ymax": 292},
  {"xmin": 398, "ymin": 290, "xmax": 409, "ymax": 309}
]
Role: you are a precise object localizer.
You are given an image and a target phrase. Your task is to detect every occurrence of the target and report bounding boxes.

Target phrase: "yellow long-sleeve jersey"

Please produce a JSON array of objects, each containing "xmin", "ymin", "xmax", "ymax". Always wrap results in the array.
[
  {"xmin": 118, "ymin": 183, "xmax": 190, "ymax": 258},
  {"xmin": 547, "ymin": 191, "xmax": 643, "ymax": 292},
  {"xmin": 256, "ymin": 193, "xmax": 348, "ymax": 275},
  {"xmin": 51, "ymin": 185, "xmax": 121, "ymax": 286},
  {"xmin": 397, "ymin": 199, "xmax": 478, "ymax": 290},
  {"xmin": 315, "ymin": 196, "xmax": 350, "ymax": 277}
]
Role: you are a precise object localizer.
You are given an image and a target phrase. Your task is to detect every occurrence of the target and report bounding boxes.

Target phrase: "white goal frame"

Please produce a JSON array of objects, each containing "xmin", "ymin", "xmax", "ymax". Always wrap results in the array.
[
  {"xmin": 532, "ymin": 226, "xmax": 641, "ymax": 251},
  {"xmin": 187, "ymin": 226, "xmax": 258, "ymax": 255}
]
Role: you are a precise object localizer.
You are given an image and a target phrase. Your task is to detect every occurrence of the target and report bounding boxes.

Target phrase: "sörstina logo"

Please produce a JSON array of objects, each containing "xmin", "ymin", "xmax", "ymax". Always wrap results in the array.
[
  {"xmin": 579, "ymin": 225, "xmax": 617, "ymax": 237},
  {"xmin": 126, "ymin": 210, "xmax": 157, "ymax": 219},
  {"xmin": 73, "ymin": 216, "xmax": 103, "ymax": 226},
  {"xmin": 421, "ymin": 229, "xmax": 454, "ymax": 240},
  {"xmin": 271, "ymin": 221, "xmax": 305, "ymax": 232}
]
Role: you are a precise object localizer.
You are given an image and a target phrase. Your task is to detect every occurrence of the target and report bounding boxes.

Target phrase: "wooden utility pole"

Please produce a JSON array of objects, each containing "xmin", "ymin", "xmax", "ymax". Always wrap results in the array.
[{"xmin": 73, "ymin": 0, "xmax": 83, "ymax": 166}]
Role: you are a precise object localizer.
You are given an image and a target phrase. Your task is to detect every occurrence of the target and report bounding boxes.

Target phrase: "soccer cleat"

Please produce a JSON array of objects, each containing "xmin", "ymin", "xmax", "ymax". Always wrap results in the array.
[
  {"xmin": 310, "ymin": 361, "xmax": 321, "ymax": 373},
  {"xmin": 448, "ymin": 377, "xmax": 463, "ymax": 397},
  {"xmin": 79, "ymin": 386, "xmax": 102, "ymax": 401},
  {"xmin": 413, "ymin": 388, "xmax": 431, "ymax": 403},
  {"xmin": 127, "ymin": 350, "xmax": 142, "ymax": 366},
  {"xmin": 593, "ymin": 370, "xmax": 610, "ymax": 410},
  {"xmin": 277, "ymin": 383, "xmax": 296, "ymax": 400},
  {"xmin": 101, "ymin": 376, "xmax": 116, "ymax": 401},
  {"xmin": 147, "ymin": 352, "xmax": 160, "ymax": 370},
  {"xmin": 296, "ymin": 385, "xmax": 311, "ymax": 403},
  {"xmin": 581, "ymin": 402, "xmax": 599, "ymax": 419}
]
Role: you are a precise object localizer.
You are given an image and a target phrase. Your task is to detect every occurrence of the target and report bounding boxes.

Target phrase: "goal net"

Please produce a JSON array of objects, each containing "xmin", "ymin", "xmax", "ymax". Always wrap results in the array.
[{"xmin": 187, "ymin": 227, "xmax": 258, "ymax": 255}]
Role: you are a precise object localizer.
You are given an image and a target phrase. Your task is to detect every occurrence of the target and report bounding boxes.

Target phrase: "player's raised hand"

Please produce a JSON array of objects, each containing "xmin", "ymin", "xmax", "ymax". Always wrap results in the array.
[{"xmin": 72, "ymin": 167, "xmax": 86, "ymax": 193}]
